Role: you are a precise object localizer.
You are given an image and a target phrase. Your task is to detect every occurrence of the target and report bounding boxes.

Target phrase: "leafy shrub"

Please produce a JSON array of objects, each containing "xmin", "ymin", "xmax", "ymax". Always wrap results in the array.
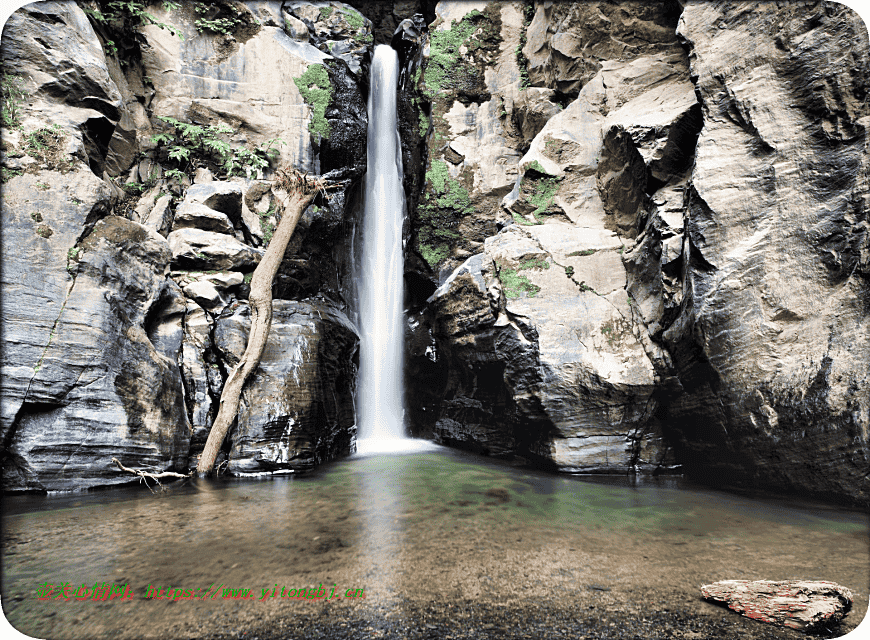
[
  {"xmin": 194, "ymin": 2, "xmax": 246, "ymax": 35},
  {"xmin": 84, "ymin": 0, "xmax": 183, "ymax": 39},
  {"xmin": 151, "ymin": 116, "xmax": 282, "ymax": 179},
  {"xmin": 24, "ymin": 124, "xmax": 75, "ymax": 172}
]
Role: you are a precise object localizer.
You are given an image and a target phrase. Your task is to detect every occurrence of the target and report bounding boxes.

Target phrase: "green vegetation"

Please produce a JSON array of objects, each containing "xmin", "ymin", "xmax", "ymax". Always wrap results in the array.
[
  {"xmin": 518, "ymin": 257, "xmax": 549, "ymax": 271},
  {"xmin": 564, "ymin": 265, "xmax": 574, "ymax": 278},
  {"xmin": 257, "ymin": 204, "xmax": 277, "ymax": 246},
  {"xmin": 1, "ymin": 167, "xmax": 23, "ymax": 183},
  {"xmin": 35, "ymin": 181, "xmax": 50, "ymax": 190},
  {"xmin": 517, "ymin": 1, "xmax": 534, "ymax": 88},
  {"xmin": 24, "ymin": 124, "xmax": 75, "ymax": 172},
  {"xmin": 497, "ymin": 257, "xmax": 548, "ymax": 299},
  {"xmin": 194, "ymin": 2, "xmax": 247, "ymax": 35},
  {"xmin": 417, "ymin": 160, "xmax": 474, "ymax": 267},
  {"xmin": 1, "ymin": 72, "xmax": 26, "ymax": 128},
  {"xmin": 84, "ymin": 0, "xmax": 183, "ymax": 40},
  {"xmin": 319, "ymin": 6, "xmax": 333, "ymax": 21},
  {"xmin": 340, "ymin": 7, "xmax": 364, "ymax": 30},
  {"xmin": 422, "ymin": 9, "xmax": 501, "ymax": 99},
  {"xmin": 30, "ymin": 212, "xmax": 42, "ymax": 222},
  {"xmin": 418, "ymin": 112, "xmax": 430, "ymax": 138},
  {"xmin": 243, "ymin": 272, "xmax": 253, "ymax": 285},
  {"xmin": 35, "ymin": 224, "xmax": 53, "ymax": 239},
  {"xmin": 294, "ymin": 64, "xmax": 333, "ymax": 139},
  {"xmin": 67, "ymin": 247, "xmax": 82, "ymax": 274},
  {"xmin": 518, "ymin": 163, "xmax": 561, "ymax": 223},
  {"xmin": 150, "ymin": 116, "xmax": 282, "ymax": 179},
  {"xmin": 567, "ymin": 249, "xmax": 597, "ymax": 257}
]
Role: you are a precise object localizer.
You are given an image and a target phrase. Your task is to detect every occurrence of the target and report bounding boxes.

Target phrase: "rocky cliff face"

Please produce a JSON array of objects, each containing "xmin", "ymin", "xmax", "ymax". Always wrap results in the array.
[
  {"xmin": 407, "ymin": 0, "xmax": 869, "ymax": 505},
  {"xmin": 1, "ymin": 0, "xmax": 369, "ymax": 489},
  {"xmin": 1, "ymin": 1, "xmax": 867, "ymax": 505}
]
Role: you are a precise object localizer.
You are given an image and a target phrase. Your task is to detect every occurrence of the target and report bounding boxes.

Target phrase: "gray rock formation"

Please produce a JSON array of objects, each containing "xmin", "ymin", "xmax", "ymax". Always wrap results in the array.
[
  {"xmin": 0, "ymin": 1, "xmax": 122, "ymax": 172},
  {"xmin": 410, "ymin": 0, "xmax": 868, "ymax": 505},
  {"xmin": 214, "ymin": 300, "xmax": 359, "ymax": 473},
  {"xmin": 1, "ymin": 204, "xmax": 191, "ymax": 491},
  {"xmin": 655, "ymin": 1, "xmax": 870, "ymax": 503}
]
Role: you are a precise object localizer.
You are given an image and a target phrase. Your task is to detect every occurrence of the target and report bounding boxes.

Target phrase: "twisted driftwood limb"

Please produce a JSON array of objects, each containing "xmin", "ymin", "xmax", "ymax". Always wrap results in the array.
[
  {"xmin": 196, "ymin": 168, "xmax": 349, "ymax": 475},
  {"xmin": 700, "ymin": 579, "xmax": 854, "ymax": 633},
  {"xmin": 111, "ymin": 457, "xmax": 189, "ymax": 493}
]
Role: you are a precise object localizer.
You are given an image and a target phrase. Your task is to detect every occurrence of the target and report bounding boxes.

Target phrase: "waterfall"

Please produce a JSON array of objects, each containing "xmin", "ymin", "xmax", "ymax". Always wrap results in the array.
[{"xmin": 354, "ymin": 45, "xmax": 411, "ymax": 454}]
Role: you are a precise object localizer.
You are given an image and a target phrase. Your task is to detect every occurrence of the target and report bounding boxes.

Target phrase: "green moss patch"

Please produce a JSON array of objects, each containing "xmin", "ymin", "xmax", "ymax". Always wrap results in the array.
[
  {"xmin": 496, "ymin": 257, "xmax": 548, "ymax": 299},
  {"xmin": 294, "ymin": 64, "xmax": 333, "ymax": 139},
  {"xmin": 518, "ymin": 164, "xmax": 562, "ymax": 223},
  {"xmin": 416, "ymin": 160, "xmax": 475, "ymax": 268},
  {"xmin": 422, "ymin": 6, "xmax": 501, "ymax": 101}
]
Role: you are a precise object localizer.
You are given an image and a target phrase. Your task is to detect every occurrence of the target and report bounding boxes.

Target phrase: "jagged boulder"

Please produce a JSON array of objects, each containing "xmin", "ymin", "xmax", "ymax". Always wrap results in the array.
[
  {"xmin": 168, "ymin": 228, "xmax": 263, "ymax": 271},
  {"xmin": 522, "ymin": 1, "xmax": 685, "ymax": 97},
  {"xmin": 213, "ymin": 299, "xmax": 358, "ymax": 473}
]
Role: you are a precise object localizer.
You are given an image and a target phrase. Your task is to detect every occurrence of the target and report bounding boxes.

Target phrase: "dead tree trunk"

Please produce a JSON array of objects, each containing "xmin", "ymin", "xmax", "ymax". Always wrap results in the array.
[{"xmin": 197, "ymin": 170, "xmax": 335, "ymax": 474}]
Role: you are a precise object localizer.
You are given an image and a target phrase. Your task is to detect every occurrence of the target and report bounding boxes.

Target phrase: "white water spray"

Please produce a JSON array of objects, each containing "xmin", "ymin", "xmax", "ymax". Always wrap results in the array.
[{"xmin": 355, "ymin": 46, "xmax": 433, "ymax": 455}]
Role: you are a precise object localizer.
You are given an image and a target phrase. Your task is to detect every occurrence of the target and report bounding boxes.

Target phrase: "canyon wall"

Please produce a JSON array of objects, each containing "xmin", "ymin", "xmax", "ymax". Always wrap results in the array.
[
  {"xmin": 404, "ymin": 0, "xmax": 869, "ymax": 505},
  {"xmin": 0, "ymin": 1, "xmax": 867, "ymax": 505}
]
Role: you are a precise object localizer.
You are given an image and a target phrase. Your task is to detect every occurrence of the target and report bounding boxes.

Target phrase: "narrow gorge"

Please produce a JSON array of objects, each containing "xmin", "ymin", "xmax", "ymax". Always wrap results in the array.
[{"xmin": 1, "ymin": 0, "xmax": 868, "ymax": 509}]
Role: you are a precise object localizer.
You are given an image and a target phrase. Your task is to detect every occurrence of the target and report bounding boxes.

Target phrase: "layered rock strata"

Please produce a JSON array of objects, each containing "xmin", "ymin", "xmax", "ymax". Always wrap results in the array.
[{"xmin": 0, "ymin": 1, "xmax": 366, "ymax": 490}]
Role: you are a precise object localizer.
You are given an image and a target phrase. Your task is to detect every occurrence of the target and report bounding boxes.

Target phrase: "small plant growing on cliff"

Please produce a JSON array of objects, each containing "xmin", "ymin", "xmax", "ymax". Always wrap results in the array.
[
  {"xmin": 294, "ymin": 64, "xmax": 333, "ymax": 140},
  {"xmin": 417, "ymin": 160, "xmax": 474, "ymax": 267},
  {"xmin": 194, "ymin": 2, "xmax": 246, "ymax": 35},
  {"xmin": 1, "ymin": 72, "xmax": 27, "ymax": 128},
  {"xmin": 151, "ymin": 116, "xmax": 281, "ymax": 179},
  {"xmin": 497, "ymin": 263, "xmax": 540, "ymax": 299},
  {"xmin": 84, "ymin": 1, "xmax": 183, "ymax": 39},
  {"xmin": 340, "ymin": 7, "xmax": 365, "ymax": 30},
  {"xmin": 24, "ymin": 124, "xmax": 74, "ymax": 172}
]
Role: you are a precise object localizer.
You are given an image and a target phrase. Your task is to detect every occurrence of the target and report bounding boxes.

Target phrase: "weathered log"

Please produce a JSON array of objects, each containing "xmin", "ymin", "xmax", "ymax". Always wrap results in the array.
[
  {"xmin": 700, "ymin": 579, "xmax": 853, "ymax": 633},
  {"xmin": 195, "ymin": 169, "xmax": 345, "ymax": 475},
  {"xmin": 111, "ymin": 457, "xmax": 189, "ymax": 492}
]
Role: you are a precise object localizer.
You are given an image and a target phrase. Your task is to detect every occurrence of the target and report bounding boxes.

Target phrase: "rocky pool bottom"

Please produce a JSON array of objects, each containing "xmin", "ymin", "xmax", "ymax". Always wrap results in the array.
[{"xmin": 2, "ymin": 447, "xmax": 868, "ymax": 639}]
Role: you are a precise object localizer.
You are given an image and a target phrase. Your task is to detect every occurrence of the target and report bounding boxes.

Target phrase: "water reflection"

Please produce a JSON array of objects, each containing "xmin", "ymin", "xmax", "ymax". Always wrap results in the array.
[{"xmin": 2, "ymin": 448, "xmax": 868, "ymax": 639}]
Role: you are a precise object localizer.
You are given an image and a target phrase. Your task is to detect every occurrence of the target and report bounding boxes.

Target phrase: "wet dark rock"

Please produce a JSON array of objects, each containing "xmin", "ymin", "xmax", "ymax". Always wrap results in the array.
[
  {"xmin": 320, "ymin": 60, "xmax": 367, "ymax": 174},
  {"xmin": 213, "ymin": 300, "xmax": 359, "ymax": 473},
  {"xmin": 2, "ymin": 213, "xmax": 190, "ymax": 491}
]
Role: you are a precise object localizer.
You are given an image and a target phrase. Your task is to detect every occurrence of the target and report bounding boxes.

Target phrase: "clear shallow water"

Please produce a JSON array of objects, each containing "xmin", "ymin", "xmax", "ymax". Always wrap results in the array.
[{"xmin": 3, "ymin": 447, "xmax": 868, "ymax": 639}]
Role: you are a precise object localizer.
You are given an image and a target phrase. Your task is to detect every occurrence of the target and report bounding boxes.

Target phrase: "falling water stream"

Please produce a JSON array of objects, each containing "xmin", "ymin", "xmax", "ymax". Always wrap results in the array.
[{"xmin": 355, "ymin": 45, "xmax": 434, "ymax": 455}]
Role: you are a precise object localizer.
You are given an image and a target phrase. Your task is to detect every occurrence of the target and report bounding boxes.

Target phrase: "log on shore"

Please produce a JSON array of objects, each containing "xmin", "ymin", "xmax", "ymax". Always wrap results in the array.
[{"xmin": 700, "ymin": 579, "xmax": 853, "ymax": 632}]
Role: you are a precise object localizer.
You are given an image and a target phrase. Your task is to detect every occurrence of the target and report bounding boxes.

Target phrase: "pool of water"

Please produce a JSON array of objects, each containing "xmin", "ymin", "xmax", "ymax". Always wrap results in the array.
[{"xmin": 3, "ymin": 446, "xmax": 868, "ymax": 639}]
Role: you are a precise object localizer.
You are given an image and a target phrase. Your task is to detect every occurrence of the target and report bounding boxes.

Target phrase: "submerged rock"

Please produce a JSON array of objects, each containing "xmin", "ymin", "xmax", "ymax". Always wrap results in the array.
[
  {"xmin": 214, "ymin": 300, "xmax": 359, "ymax": 473},
  {"xmin": 700, "ymin": 580, "xmax": 854, "ymax": 632}
]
